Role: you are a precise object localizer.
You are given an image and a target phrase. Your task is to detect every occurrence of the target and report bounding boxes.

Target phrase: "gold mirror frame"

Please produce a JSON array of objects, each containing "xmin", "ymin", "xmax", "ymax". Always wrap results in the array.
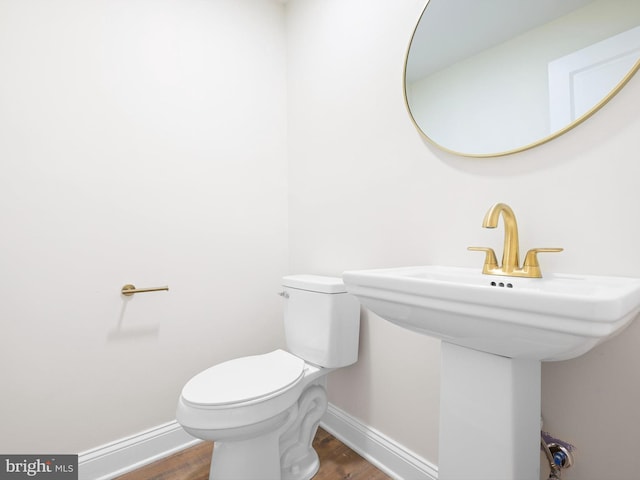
[{"xmin": 403, "ymin": 1, "xmax": 640, "ymax": 158}]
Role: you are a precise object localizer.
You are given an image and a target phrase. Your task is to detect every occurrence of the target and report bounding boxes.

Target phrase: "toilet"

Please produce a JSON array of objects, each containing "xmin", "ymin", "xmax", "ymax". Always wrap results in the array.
[{"xmin": 176, "ymin": 274, "xmax": 360, "ymax": 480}]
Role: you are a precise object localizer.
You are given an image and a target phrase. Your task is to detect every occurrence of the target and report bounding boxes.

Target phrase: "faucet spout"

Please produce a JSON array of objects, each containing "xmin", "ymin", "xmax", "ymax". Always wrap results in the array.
[{"xmin": 482, "ymin": 203, "xmax": 520, "ymax": 274}]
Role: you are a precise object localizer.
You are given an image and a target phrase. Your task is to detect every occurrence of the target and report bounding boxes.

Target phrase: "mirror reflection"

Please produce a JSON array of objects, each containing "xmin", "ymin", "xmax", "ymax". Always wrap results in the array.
[{"xmin": 404, "ymin": 0, "xmax": 640, "ymax": 157}]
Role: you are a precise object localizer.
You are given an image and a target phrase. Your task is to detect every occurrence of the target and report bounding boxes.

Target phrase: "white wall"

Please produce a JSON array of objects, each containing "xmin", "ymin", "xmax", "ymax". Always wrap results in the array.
[
  {"xmin": 0, "ymin": 0, "xmax": 288, "ymax": 453},
  {"xmin": 287, "ymin": 0, "xmax": 640, "ymax": 479}
]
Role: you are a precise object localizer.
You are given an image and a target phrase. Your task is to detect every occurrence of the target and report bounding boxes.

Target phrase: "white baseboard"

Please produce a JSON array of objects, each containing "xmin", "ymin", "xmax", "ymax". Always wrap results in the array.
[
  {"xmin": 320, "ymin": 404, "xmax": 438, "ymax": 480},
  {"xmin": 78, "ymin": 421, "xmax": 200, "ymax": 480},
  {"xmin": 77, "ymin": 406, "xmax": 437, "ymax": 480}
]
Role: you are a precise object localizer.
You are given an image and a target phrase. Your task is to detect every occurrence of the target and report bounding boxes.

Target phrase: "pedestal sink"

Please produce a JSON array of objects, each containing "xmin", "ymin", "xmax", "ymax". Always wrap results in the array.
[{"xmin": 342, "ymin": 265, "xmax": 640, "ymax": 480}]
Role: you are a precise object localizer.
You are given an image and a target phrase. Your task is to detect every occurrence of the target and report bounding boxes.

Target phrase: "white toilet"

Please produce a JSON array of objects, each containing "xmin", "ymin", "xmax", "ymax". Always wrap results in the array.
[{"xmin": 176, "ymin": 275, "xmax": 360, "ymax": 480}]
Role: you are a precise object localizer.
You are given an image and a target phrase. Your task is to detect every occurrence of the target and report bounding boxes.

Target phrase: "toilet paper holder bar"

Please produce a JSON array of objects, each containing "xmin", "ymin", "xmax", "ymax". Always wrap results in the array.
[{"xmin": 121, "ymin": 284, "xmax": 169, "ymax": 296}]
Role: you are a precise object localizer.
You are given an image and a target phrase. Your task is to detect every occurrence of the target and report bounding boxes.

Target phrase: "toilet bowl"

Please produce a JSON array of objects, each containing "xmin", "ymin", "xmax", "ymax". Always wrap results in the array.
[{"xmin": 176, "ymin": 275, "xmax": 360, "ymax": 480}]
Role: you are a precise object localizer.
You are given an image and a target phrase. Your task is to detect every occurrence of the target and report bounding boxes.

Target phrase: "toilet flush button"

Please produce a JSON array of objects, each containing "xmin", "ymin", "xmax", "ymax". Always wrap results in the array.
[{"xmin": 278, "ymin": 291, "xmax": 289, "ymax": 299}]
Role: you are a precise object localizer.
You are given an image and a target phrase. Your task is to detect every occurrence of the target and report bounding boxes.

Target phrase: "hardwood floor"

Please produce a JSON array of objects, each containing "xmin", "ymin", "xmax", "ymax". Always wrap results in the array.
[
  {"xmin": 115, "ymin": 428, "xmax": 391, "ymax": 480},
  {"xmin": 311, "ymin": 428, "xmax": 391, "ymax": 480}
]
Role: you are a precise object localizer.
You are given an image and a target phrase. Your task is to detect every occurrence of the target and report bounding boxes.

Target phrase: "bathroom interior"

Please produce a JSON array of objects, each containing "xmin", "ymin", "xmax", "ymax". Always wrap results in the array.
[{"xmin": 2, "ymin": 0, "xmax": 640, "ymax": 479}]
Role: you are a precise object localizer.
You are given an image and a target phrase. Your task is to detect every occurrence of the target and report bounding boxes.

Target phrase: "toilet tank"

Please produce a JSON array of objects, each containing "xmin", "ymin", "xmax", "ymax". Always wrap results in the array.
[{"xmin": 282, "ymin": 275, "xmax": 360, "ymax": 368}]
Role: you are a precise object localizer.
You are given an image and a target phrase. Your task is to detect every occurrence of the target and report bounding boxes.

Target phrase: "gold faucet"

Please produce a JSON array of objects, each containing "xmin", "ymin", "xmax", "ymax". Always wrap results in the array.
[{"xmin": 468, "ymin": 203, "xmax": 563, "ymax": 278}]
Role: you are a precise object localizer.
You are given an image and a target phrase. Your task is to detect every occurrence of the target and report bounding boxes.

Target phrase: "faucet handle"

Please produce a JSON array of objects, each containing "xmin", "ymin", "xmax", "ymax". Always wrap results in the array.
[
  {"xmin": 522, "ymin": 248, "xmax": 564, "ymax": 277},
  {"xmin": 468, "ymin": 246, "xmax": 499, "ymax": 274}
]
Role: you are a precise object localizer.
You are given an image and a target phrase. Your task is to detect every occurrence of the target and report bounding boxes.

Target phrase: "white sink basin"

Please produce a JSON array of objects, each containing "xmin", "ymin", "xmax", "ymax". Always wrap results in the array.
[{"xmin": 343, "ymin": 265, "xmax": 640, "ymax": 361}]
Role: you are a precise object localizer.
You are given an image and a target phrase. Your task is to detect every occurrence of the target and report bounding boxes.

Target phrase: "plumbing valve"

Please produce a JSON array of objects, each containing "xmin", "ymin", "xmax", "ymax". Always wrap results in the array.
[
  {"xmin": 541, "ymin": 431, "xmax": 575, "ymax": 479},
  {"xmin": 548, "ymin": 443, "xmax": 573, "ymax": 469}
]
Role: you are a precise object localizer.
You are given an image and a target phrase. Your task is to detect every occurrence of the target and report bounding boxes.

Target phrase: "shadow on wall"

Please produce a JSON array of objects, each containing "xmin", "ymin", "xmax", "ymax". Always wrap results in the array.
[{"xmin": 107, "ymin": 291, "xmax": 164, "ymax": 342}]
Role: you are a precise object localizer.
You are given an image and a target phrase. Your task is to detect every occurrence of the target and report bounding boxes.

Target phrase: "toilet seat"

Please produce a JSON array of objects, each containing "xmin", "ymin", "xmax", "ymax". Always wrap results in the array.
[{"xmin": 181, "ymin": 350, "xmax": 305, "ymax": 407}]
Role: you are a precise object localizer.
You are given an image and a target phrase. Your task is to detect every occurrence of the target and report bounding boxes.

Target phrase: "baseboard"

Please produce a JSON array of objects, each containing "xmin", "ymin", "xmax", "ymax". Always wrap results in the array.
[
  {"xmin": 320, "ymin": 404, "xmax": 438, "ymax": 480},
  {"xmin": 77, "ymin": 406, "xmax": 437, "ymax": 480},
  {"xmin": 78, "ymin": 421, "xmax": 200, "ymax": 480}
]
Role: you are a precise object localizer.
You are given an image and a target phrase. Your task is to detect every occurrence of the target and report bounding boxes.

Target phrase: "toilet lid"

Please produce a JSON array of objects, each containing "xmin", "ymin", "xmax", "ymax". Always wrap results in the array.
[{"xmin": 181, "ymin": 350, "xmax": 306, "ymax": 406}]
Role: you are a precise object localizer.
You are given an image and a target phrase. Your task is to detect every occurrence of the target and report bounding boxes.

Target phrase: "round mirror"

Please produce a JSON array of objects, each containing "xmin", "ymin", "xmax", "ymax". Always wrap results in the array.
[{"xmin": 404, "ymin": 0, "xmax": 640, "ymax": 157}]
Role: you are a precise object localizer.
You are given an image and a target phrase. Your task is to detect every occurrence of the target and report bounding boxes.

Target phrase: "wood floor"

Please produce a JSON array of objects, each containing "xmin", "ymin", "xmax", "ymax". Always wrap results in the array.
[{"xmin": 115, "ymin": 428, "xmax": 391, "ymax": 480}]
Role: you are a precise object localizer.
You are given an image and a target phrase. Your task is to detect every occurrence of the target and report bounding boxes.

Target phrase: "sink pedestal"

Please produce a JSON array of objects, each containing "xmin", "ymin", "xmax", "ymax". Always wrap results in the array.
[{"xmin": 439, "ymin": 342, "xmax": 541, "ymax": 480}]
